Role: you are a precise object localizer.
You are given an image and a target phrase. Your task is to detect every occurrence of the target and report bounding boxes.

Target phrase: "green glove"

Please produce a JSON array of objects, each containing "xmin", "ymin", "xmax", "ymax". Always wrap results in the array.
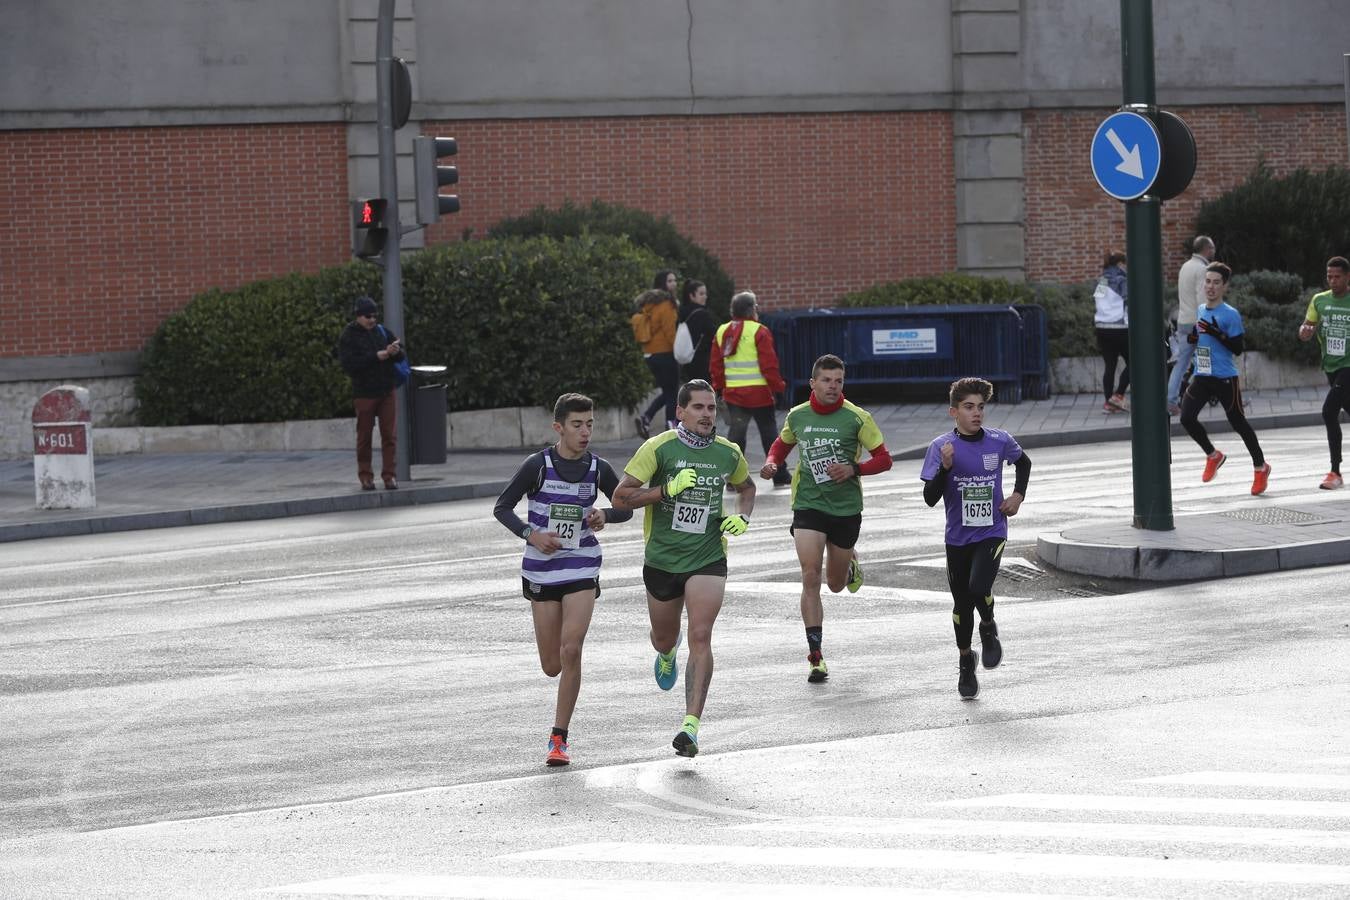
[
  {"xmin": 664, "ymin": 467, "xmax": 698, "ymax": 498},
  {"xmin": 719, "ymin": 514, "xmax": 749, "ymax": 536}
]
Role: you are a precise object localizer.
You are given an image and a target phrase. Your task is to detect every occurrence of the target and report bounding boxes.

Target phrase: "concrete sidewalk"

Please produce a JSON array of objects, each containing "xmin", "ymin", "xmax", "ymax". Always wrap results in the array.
[{"xmin": 2, "ymin": 387, "xmax": 1346, "ymax": 582}]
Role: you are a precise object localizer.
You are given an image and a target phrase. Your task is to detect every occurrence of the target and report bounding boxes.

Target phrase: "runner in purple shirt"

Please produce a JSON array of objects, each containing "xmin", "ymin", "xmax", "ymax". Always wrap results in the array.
[{"xmin": 921, "ymin": 377, "xmax": 1032, "ymax": 700}]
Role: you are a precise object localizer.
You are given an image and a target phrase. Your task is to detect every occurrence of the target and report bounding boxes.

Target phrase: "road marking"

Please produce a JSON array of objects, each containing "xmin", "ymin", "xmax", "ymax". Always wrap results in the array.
[
  {"xmin": 262, "ymin": 873, "xmax": 1105, "ymax": 899},
  {"xmin": 731, "ymin": 816, "xmax": 1350, "ymax": 848},
  {"xmin": 612, "ymin": 801, "xmax": 705, "ymax": 821},
  {"xmin": 1135, "ymin": 771, "xmax": 1350, "ymax": 791},
  {"xmin": 939, "ymin": 792, "xmax": 1350, "ymax": 818},
  {"xmin": 632, "ymin": 761, "xmax": 777, "ymax": 820},
  {"xmin": 723, "ymin": 581, "xmax": 1030, "ymax": 604},
  {"xmin": 506, "ymin": 841, "xmax": 1350, "ymax": 884},
  {"xmin": 902, "ymin": 555, "xmax": 1041, "ymax": 571}
]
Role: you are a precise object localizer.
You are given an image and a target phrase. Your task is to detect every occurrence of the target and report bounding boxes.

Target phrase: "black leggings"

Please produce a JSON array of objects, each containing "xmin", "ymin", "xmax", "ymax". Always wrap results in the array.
[
  {"xmin": 1095, "ymin": 327, "xmax": 1130, "ymax": 399},
  {"xmin": 642, "ymin": 353, "xmax": 679, "ymax": 426},
  {"xmin": 1180, "ymin": 376, "xmax": 1264, "ymax": 467},
  {"xmin": 945, "ymin": 537, "xmax": 1004, "ymax": 650},
  {"xmin": 1323, "ymin": 368, "xmax": 1350, "ymax": 470}
]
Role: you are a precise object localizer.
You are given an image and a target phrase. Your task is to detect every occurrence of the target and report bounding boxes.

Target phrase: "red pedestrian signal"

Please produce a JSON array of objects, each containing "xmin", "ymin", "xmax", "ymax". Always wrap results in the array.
[{"xmin": 351, "ymin": 198, "xmax": 388, "ymax": 260}]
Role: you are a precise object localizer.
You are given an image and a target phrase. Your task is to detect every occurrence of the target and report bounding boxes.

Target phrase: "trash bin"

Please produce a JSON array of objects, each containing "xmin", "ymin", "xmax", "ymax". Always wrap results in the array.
[{"xmin": 408, "ymin": 365, "xmax": 448, "ymax": 465}]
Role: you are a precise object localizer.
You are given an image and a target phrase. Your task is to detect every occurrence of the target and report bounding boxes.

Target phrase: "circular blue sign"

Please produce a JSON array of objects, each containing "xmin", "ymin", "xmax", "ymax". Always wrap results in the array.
[{"xmin": 1091, "ymin": 111, "xmax": 1163, "ymax": 201}]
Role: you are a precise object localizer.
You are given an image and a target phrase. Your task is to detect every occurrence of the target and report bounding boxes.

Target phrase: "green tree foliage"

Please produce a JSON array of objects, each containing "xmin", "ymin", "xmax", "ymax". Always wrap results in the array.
[
  {"xmin": 136, "ymin": 235, "xmax": 659, "ymax": 425},
  {"xmin": 1194, "ymin": 163, "xmax": 1350, "ymax": 287},
  {"xmin": 489, "ymin": 199, "xmax": 737, "ymax": 322},
  {"xmin": 1224, "ymin": 272, "xmax": 1320, "ymax": 365},
  {"xmin": 838, "ymin": 273, "xmax": 1036, "ymax": 309}
]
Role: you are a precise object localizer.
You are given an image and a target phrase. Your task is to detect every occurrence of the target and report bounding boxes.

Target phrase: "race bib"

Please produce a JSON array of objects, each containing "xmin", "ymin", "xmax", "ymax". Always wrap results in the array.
[
  {"xmin": 1194, "ymin": 346, "xmax": 1212, "ymax": 376},
  {"xmin": 804, "ymin": 443, "xmax": 838, "ymax": 484},
  {"xmin": 1328, "ymin": 333, "xmax": 1346, "ymax": 357},
  {"xmin": 672, "ymin": 499, "xmax": 710, "ymax": 534},
  {"xmin": 960, "ymin": 483, "xmax": 995, "ymax": 527},
  {"xmin": 548, "ymin": 503, "xmax": 583, "ymax": 549}
]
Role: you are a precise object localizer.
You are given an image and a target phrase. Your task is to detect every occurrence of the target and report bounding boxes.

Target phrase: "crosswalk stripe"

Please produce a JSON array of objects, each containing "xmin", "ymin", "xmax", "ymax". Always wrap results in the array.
[
  {"xmin": 505, "ymin": 841, "xmax": 1350, "ymax": 885},
  {"xmin": 730, "ymin": 816, "xmax": 1350, "ymax": 848},
  {"xmin": 264, "ymin": 872, "xmax": 1110, "ymax": 899},
  {"xmin": 1134, "ymin": 771, "xmax": 1350, "ymax": 791},
  {"xmin": 723, "ymin": 581, "xmax": 1030, "ymax": 604},
  {"xmin": 939, "ymin": 792, "xmax": 1350, "ymax": 818}
]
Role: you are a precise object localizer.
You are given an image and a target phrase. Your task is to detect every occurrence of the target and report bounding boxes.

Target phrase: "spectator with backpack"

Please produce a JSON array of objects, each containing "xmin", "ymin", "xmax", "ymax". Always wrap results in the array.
[
  {"xmin": 631, "ymin": 273, "xmax": 680, "ymax": 438},
  {"xmin": 676, "ymin": 279, "xmax": 715, "ymax": 383},
  {"xmin": 337, "ymin": 296, "xmax": 406, "ymax": 491}
]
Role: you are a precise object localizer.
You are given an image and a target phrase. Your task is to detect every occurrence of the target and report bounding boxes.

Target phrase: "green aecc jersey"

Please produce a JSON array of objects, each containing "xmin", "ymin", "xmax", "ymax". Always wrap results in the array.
[
  {"xmin": 1306, "ymin": 289, "xmax": 1350, "ymax": 374},
  {"xmin": 779, "ymin": 399, "xmax": 884, "ymax": 516},
  {"xmin": 624, "ymin": 431, "xmax": 749, "ymax": 573}
]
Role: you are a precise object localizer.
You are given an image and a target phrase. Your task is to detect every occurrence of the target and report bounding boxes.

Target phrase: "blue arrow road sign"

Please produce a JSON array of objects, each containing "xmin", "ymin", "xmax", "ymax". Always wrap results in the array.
[{"xmin": 1091, "ymin": 111, "xmax": 1162, "ymax": 201}]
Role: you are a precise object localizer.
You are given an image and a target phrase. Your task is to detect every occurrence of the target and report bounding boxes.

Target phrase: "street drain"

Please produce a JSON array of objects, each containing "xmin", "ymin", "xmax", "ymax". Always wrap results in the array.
[
  {"xmin": 1002, "ymin": 564, "xmax": 1048, "ymax": 582},
  {"xmin": 1220, "ymin": 507, "xmax": 1339, "ymax": 527},
  {"xmin": 1058, "ymin": 585, "xmax": 1115, "ymax": 598}
]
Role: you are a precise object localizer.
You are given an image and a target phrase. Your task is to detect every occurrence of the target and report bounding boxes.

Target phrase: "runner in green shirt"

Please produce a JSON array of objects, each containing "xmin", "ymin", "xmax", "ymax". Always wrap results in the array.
[
  {"xmin": 1298, "ymin": 255, "xmax": 1350, "ymax": 490},
  {"xmin": 761, "ymin": 354, "xmax": 892, "ymax": 682},
  {"xmin": 613, "ymin": 379, "xmax": 755, "ymax": 757}
]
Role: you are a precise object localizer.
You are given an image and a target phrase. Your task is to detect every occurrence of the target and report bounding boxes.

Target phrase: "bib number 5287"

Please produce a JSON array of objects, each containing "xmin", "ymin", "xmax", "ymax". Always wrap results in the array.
[{"xmin": 672, "ymin": 501, "xmax": 708, "ymax": 534}]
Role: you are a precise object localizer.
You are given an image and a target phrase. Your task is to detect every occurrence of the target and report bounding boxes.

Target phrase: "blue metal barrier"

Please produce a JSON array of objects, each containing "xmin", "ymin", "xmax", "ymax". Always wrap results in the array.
[{"xmin": 762, "ymin": 305, "xmax": 1048, "ymax": 405}]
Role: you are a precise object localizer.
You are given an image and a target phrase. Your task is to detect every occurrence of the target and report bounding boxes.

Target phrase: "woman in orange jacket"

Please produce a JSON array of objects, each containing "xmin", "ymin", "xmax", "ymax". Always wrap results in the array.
[{"xmin": 632, "ymin": 271, "xmax": 680, "ymax": 437}]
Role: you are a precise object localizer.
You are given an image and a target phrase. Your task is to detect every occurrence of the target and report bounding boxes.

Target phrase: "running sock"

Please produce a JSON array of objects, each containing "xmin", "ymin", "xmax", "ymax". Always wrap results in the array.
[
  {"xmin": 551, "ymin": 727, "xmax": 568, "ymax": 741},
  {"xmin": 681, "ymin": 714, "xmax": 700, "ymax": 736},
  {"xmin": 805, "ymin": 626, "xmax": 823, "ymax": 654}
]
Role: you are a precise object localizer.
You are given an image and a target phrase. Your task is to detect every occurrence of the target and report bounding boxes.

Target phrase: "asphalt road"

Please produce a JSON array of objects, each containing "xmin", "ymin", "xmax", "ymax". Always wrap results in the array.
[{"xmin": 3, "ymin": 431, "xmax": 1348, "ymax": 898}]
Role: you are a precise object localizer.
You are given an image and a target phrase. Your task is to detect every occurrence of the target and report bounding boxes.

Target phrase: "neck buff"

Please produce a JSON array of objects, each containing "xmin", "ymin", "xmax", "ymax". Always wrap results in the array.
[
  {"xmin": 810, "ymin": 391, "xmax": 845, "ymax": 415},
  {"xmin": 676, "ymin": 421, "xmax": 716, "ymax": 449}
]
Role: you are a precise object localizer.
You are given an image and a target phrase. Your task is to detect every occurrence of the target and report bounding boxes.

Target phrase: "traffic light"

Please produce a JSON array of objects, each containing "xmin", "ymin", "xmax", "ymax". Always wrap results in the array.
[
  {"xmin": 413, "ymin": 136, "xmax": 459, "ymax": 224},
  {"xmin": 351, "ymin": 198, "xmax": 388, "ymax": 259}
]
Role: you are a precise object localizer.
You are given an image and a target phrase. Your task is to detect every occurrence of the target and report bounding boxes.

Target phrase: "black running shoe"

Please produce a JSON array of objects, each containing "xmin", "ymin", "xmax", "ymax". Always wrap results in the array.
[
  {"xmin": 672, "ymin": 729, "xmax": 698, "ymax": 757},
  {"xmin": 978, "ymin": 620, "xmax": 1002, "ymax": 670},
  {"xmin": 958, "ymin": 651, "xmax": 979, "ymax": 699}
]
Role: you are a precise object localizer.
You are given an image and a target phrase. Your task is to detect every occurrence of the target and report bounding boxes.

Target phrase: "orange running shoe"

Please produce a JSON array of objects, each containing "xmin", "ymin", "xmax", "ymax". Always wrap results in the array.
[
  {"xmin": 1320, "ymin": 472, "xmax": 1344, "ymax": 490},
  {"xmin": 1251, "ymin": 463, "xmax": 1271, "ymax": 496},
  {"xmin": 545, "ymin": 734, "xmax": 570, "ymax": 767},
  {"xmin": 1201, "ymin": 450, "xmax": 1226, "ymax": 483}
]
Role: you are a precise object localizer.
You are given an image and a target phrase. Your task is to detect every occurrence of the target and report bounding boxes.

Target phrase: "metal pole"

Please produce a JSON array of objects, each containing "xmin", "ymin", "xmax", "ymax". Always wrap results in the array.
[
  {"xmin": 1121, "ymin": 0, "xmax": 1173, "ymax": 530},
  {"xmin": 377, "ymin": 0, "xmax": 410, "ymax": 483}
]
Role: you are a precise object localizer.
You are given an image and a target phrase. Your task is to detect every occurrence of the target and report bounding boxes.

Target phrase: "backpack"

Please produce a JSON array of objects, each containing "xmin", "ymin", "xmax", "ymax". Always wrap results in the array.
[
  {"xmin": 630, "ymin": 308, "xmax": 654, "ymax": 345},
  {"xmin": 377, "ymin": 325, "xmax": 412, "ymax": 387},
  {"xmin": 673, "ymin": 321, "xmax": 696, "ymax": 364}
]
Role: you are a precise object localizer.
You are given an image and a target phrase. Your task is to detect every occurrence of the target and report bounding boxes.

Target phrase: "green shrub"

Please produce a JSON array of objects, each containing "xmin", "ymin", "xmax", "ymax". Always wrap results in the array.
[
  {"xmin": 136, "ymin": 268, "xmax": 378, "ymax": 425},
  {"xmin": 401, "ymin": 234, "xmax": 659, "ymax": 411},
  {"xmin": 1230, "ymin": 270, "xmax": 1305, "ymax": 307},
  {"xmin": 1194, "ymin": 163, "xmax": 1350, "ymax": 287},
  {"xmin": 1029, "ymin": 281, "xmax": 1099, "ymax": 359},
  {"xmin": 839, "ymin": 273, "xmax": 1036, "ymax": 309},
  {"xmin": 137, "ymin": 234, "xmax": 659, "ymax": 425},
  {"xmin": 489, "ymin": 199, "xmax": 736, "ymax": 322},
  {"xmin": 1223, "ymin": 278, "xmax": 1320, "ymax": 365}
]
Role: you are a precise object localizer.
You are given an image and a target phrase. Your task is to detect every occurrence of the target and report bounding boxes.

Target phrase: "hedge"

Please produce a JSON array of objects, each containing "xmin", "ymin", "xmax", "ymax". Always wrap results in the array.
[
  {"xmin": 1194, "ymin": 163, "xmax": 1350, "ymax": 287},
  {"xmin": 136, "ymin": 234, "xmax": 660, "ymax": 425},
  {"xmin": 489, "ymin": 199, "xmax": 737, "ymax": 322}
]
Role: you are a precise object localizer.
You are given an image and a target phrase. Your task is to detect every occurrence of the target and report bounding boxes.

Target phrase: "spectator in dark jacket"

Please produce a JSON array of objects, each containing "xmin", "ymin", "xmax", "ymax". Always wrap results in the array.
[
  {"xmin": 338, "ymin": 296, "xmax": 405, "ymax": 490},
  {"xmin": 678, "ymin": 279, "xmax": 715, "ymax": 384}
]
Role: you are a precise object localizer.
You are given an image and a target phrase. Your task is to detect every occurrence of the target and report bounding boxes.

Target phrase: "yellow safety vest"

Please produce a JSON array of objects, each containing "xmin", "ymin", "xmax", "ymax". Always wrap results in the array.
[{"xmin": 716, "ymin": 320, "xmax": 768, "ymax": 388}]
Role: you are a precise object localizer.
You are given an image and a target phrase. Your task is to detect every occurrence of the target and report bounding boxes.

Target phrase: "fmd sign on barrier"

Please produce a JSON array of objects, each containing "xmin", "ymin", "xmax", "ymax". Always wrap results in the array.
[{"xmin": 872, "ymin": 327, "xmax": 938, "ymax": 356}]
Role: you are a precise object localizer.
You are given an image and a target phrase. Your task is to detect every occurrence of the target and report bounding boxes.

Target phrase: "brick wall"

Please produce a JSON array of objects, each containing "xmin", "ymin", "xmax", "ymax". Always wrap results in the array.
[
  {"xmin": 421, "ymin": 111, "xmax": 957, "ymax": 310},
  {"xmin": 1024, "ymin": 105, "xmax": 1349, "ymax": 284},
  {"xmin": 1, "ymin": 123, "xmax": 349, "ymax": 358}
]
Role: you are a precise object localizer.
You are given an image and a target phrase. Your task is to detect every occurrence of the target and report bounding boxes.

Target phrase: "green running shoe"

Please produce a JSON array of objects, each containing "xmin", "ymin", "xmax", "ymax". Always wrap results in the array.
[
  {"xmin": 654, "ymin": 632, "xmax": 682, "ymax": 691},
  {"xmin": 846, "ymin": 557, "xmax": 864, "ymax": 593},
  {"xmin": 807, "ymin": 650, "xmax": 829, "ymax": 683}
]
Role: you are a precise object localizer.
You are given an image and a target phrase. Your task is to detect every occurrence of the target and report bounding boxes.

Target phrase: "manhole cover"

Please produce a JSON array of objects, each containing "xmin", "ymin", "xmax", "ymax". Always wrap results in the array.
[
  {"xmin": 1220, "ymin": 507, "xmax": 1339, "ymax": 527},
  {"xmin": 1002, "ymin": 564, "xmax": 1048, "ymax": 582},
  {"xmin": 1057, "ymin": 586, "xmax": 1114, "ymax": 598}
]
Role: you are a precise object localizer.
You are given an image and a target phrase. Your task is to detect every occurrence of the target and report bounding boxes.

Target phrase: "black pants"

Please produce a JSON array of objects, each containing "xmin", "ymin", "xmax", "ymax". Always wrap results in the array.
[
  {"xmin": 1323, "ymin": 368, "xmax": 1350, "ymax": 470},
  {"xmin": 642, "ymin": 353, "xmax": 679, "ymax": 426},
  {"xmin": 1180, "ymin": 375, "xmax": 1264, "ymax": 467},
  {"xmin": 726, "ymin": 402, "xmax": 789, "ymax": 485},
  {"xmin": 1095, "ymin": 327, "xmax": 1130, "ymax": 399},
  {"xmin": 945, "ymin": 537, "xmax": 1004, "ymax": 650}
]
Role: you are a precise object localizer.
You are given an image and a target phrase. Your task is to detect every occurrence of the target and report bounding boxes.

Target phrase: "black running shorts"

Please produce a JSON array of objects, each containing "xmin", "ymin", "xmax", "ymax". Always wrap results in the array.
[
  {"xmin": 522, "ymin": 577, "xmax": 600, "ymax": 603},
  {"xmin": 790, "ymin": 507, "xmax": 863, "ymax": 550},
  {"xmin": 642, "ymin": 559, "xmax": 728, "ymax": 602}
]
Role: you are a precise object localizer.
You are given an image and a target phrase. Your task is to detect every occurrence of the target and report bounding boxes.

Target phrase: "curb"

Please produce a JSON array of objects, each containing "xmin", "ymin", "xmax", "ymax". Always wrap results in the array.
[{"xmin": 1038, "ymin": 532, "xmax": 1350, "ymax": 581}]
